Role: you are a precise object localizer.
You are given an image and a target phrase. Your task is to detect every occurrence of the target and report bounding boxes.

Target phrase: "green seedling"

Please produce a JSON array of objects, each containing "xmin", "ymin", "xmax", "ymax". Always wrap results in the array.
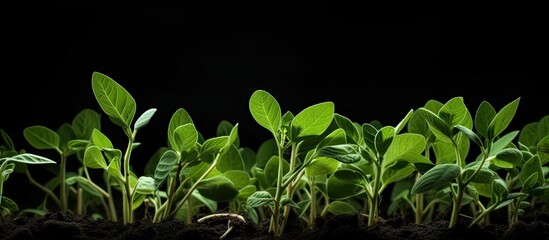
[{"xmin": 411, "ymin": 97, "xmax": 521, "ymax": 228}]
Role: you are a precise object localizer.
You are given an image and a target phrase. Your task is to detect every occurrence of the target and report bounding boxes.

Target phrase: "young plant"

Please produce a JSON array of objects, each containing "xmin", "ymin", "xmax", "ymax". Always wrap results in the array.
[
  {"xmin": 87, "ymin": 71, "xmax": 158, "ymax": 224},
  {"xmin": 411, "ymin": 97, "xmax": 521, "ymax": 228},
  {"xmin": 247, "ymin": 89, "xmax": 361, "ymax": 236}
]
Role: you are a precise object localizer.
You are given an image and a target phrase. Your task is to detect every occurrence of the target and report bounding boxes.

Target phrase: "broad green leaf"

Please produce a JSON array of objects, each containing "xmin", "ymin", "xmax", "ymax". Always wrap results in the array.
[
  {"xmin": 154, "ymin": 150, "xmax": 178, "ymax": 189},
  {"xmin": 91, "ymin": 71, "xmax": 136, "ymax": 130},
  {"xmin": 383, "ymin": 133, "xmax": 426, "ymax": 168},
  {"xmin": 0, "ymin": 196, "xmax": 18, "ymax": 212},
  {"xmin": 408, "ymin": 109, "xmax": 431, "ymax": 138},
  {"xmin": 323, "ymin": 200, "xmax": 358, "ymax": 216},
  {"xmin": 264, "ymin": 156, "xmax": 289, "ymax": 186},
  {"xmin": 201, "ymin": 136, "xmax": 229, "ymax": 156},
  {"xmin": 192, "ymin": 190, "xmax": 218, "ymax": 214},
  {"xmin": 23, "ymin": 126, "xmax": 60, "ymax": 151},
  {"xmin": 316, "ymin": 144, "xmax": 362, "ymax": 164},
  {"xmin": 488, "ymin": 131, "xmax": 519, "ymax": 157},
  {"xmin": 382, "ymin": 154, "xmax": 431, "ymax": 189},
  {"xmin": 418, "ymin": 108, "xmax": 452, "ymax": 143},
  {"xmin": 144, "ymin": 147, "xmax": 168, "ymax": 177},
  {"xmin": 221, "ymin": 123, "xmax": 239, "ymax": 153},
  {"xmin": 519, "ymin": 122, "xmax": 539, "ymax": 148},
  {"xmin": 197, "ymin": 175, "xmax": 239, "ymax": 202},
  {"xmin": 181, "ymin": 161, "xmax": 211, "ymax": 182},
  {"xmin": 172, "ymin": 123, "xmax": 198, "ymax": 154},
  {"xmin": 223, "ymin": 170, "xmax": 250, "ymax": 190},
  {"xmin": 487, "ymin": 98, "xmax": 520, "ymax": 140},
  {"xmin": 239, "ymin": 147, "xmax": 256, "ymax": 173},
  {"xmin": 217, "ymin": 145, "xmax": 245, "ymax": 172},
  {"xmin": 411, "ymin": 163, "xmax": 460, "ymax": 194},
  {"xmin": 491, "ymin": 178, "xmax": 508, "ymax": 204},
  {"xmin": 374, "ymin": 126, "xmax": 395, "ymax": 156},
  {"xmin": 463, "ymin": 166, "xmax": 496, "ymax": 183},
  {"xmin": 281, "ymin": 111, "xmax": 294, "ymax": 130},
  {"xmin": 474, "ymin": 101, "xmax": 496, "ymax": 139},
  {"xmin": 438, "ymin": 97, "xmax": 470, "ymax": 128},
  {"xmin": 72, "ymin": 108, "xmax": 101, "ymax": 139},
  {"xmin": 217, "ymin": 120, "xmax": 240, "ymax": 148},
  {"xmin": 432, "ymin": 136, "xmax": 469, "ymax": 165},
  {"xmin": 246, "ymin": 191, "xmax": 274, "ymax": 208},
  {"xmin": 334, "ymin": 113, "xmax": 361, "ymax": 144},
  {"xmin": 83, "ymin": 146, "xmax": 107, "ymax": 169},
  {"xmin": 135, "ymin": 176, "xmax": 155, "ymax": 195},
  {"xmin": 238, "ymin": 185, "xmax": 257, "ymax": 203},
  {"xmin": 1, "ymin": 153, "xmax": 56, "ymax": 165},
  {"xmin": 134, "ymin": 108, "xmax": 157, "ymax": 131},
  {"xmin": 327, "ymin": 171, "xmax": 365, "ymax": 200},
  {"xmin": 305, "ymin": 156, "xmax": 339, "ymax": 177},
  {"xmin": 249, "ymin": 90, "xmax": 282, "ymax": 135},
  {"xmin": 492, "ymin": 148, "xmax": 522, "ymax": 169},
  {"xmin": 255, "ymin": 138, "xmax": 277, "ymax": 169},
  {"xmin": 56, "ymin": 123, "xmax": 75, "ymax": 152},
  {"xmin": 91, "ymin": 129, "xmax": 113, "ymax": 149},
  {"xmin": 520, "ymin": 156, "xmax": 543, "ymax": 189},
  {"xmin": 290, "ymin": 102, "xmax": 334, "ymax": 141}
]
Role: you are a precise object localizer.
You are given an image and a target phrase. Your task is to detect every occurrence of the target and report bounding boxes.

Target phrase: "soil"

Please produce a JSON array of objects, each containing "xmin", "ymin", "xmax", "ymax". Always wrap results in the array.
[{"xmin": 1, "ymin": 210, "xmax": 548, "ymax": 240}]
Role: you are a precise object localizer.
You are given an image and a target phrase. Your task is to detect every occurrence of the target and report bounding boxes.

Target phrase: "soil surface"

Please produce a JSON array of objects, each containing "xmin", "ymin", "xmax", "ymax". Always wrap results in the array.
[{"xmin": 1, "ymin": 210, "xmax": 548, "ymax": 240}]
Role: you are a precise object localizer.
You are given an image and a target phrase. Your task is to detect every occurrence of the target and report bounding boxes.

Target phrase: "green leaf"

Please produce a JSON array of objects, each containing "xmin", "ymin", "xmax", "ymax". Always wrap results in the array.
[
  {"xmin": 134, "ymin": 108, "xmax": 157, "ymax": 131},
  {"xmin": 492, "ymin": 148, "xmax": 522, "ymax": 169},
  {"xmin": 222, "ymin": 123, "xmax": 239, "ymax": 153},
  {"xmin": 439, "ymin": 97, "xmax": 471, "ymax": 128},
  {"xmin": 72, "ymin": 108, "xmax": 101, "ymax": 139},
  {"xmin": 488, "ymin": 131, "xmax": 519, "ymax": 157},
  {"xmin": 154, "ymin": 150, "xmax": 178, "ymax": 189},
  {"xmin": 334, "ymin": 114, "xmax": 361, "ymax": 144},
  {"xmin": 0, "ymin": 129, "xmax": 15, "ymax": 151},
  {"xmin": 1, "ymin": 153, "xmax": 56, "ymax": 165},
  {"xmin": 382, "ymin": 154, "xmax": 431, "ymax": 189},
  {"xmin": 197, "ymin": 175, "xmax": 239, "ymax": 202},
  {"xmin": 0, "ymin": 196, "xmax": 18, "ymax": 212},
  {"xmin": 519, "ymin": 122, "xmax": 539, "ymax": 148},
  {"xmin": 201, "ymin": 136, "xmax": 229, "ymax": 156},
  {"xmin": 487, "ymin": 97, "xmax": 520, "ymax": 140},
  {"xmin": 217, "ymin": 120, "xmax": 240, "ymax": 148},
  {"xmin": 418, "ymin": 108, "xmax": 452, "ymax": 143},
  {"xmin": 362, "ymin": 123, "xmax": 377, "ymax": 151},
  {"xmin": 315, "ymin": 128, "xmax": 347, "ymax": 150},
  {"xmin": 383, "ymin": 133, "xmax": 426, "ymax": 168},
  {"xmin": 491, "ymin": 178, "xmax": 508, "ymax": 204},
  {"xmin": 172, "ymin": 123, "xmax": 198, "ymax": 153},
  {"xmin": 374, "ymin": 126, "xmax": 395, "ymax": 156},
  {"xmin": 264, "ymin": 156, "xmax": 289, "ymax": 186},
  {"xmin": 83, "ymin": 146, "xmax": 107, "ymax": 169},
  {"xmin": 255, "ymin": 138, "xmax": 277, "ymax": 169},
  {"xmin": 249, "ymin": 90, "xmax": 281, "ymax": 135},
  {"xmin": 223, "ymin": 170, "xmax": 251, "ymax": 190},
  {"xmin": 290, "ymin": 102, "xmax": 334, "ymax": 141},
  {"xmin": 305, "ymin": 156, "xmax": 339, "ymax": 177},
  {"xmin": 167, "ymin": 108, "xmax": 194, "ymax": 150},
  {"xmin": 454, "ymin": 125, "xmax": 483, "ymax": 148},
  {"xmin": 135, "ymin": 176, "xmax": 155, "ymax": 195},
  {"xmin": 23, "ymin": 126, "xmax": 60, "ymax": 151},
  {"xmin": 394, "ymin": 109, "xmax": 414, "ymax": 134},
  {"xmin": 327, "ymin": 171, "xmax": 365, "ymax": 200},
  {"xmin": 91, "ymin": 71, "xmax": 136, "ymax": 130},
  {"xmin": 316, "ymin": 144, "xmax": 362, "ymax": 164},
  {"xmin": 411, "ymin": 163, "xmax": 461, "ymax": 194},
  {"xmin": 538, "ymin": 135, "xmax": 549, "ymax": 164},
  {"xmin": 107, "ymin": 157, "xmax": 124, "ymax": 182},
  {"xmin": 474, "ymin": 101, "xmax": 496, "ymax": 139},
  {"xmin": 520, "ymin": 156, "xmax": 543, "ymax": 189},
  {"xmin": 323, "ymin": 200, "xmax": 358, "ymax": 216},
  {"xmin": 217, "ymin": 145, "xmax": 245, "ymax": 172},
  {"xmin": 246, "ymin": 191, "xmax": 274, "ymax": 208},
  {"xmin": 91, "ymin": 129, "xmax": 113, "ymax": 149}
]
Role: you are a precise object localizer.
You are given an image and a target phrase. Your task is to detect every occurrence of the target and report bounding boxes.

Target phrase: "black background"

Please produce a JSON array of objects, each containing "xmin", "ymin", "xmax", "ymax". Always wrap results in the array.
[{"xmin": 1, "ymin": 2, "xmax": 545, "ymax": 180}]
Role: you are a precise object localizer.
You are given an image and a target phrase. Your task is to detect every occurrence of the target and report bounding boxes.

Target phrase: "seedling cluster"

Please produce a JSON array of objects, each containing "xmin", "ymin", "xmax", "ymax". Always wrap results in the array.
[{"xmin": 1, "ymin": 72, "xmax": 548, "ymax": 238}]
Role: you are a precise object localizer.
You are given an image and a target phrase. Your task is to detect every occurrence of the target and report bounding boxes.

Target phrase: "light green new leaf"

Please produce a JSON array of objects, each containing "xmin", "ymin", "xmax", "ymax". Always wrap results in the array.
[
  {"xmin": 474, "ymin": 101, "xmax": 496, "ymax": 139},
  {"xmin": 492, "ymin": 148, "xmax": 522, "ymax": 169},
  {"xmin": 382, "ymin": 154, "xmax": 431, "ymax": 189},
  {"xmin": 290, "ymin": 102, "xmax": 334, "ymax": 141},
  {"xmin": 83, "ymin": 146, "xmax": 107, "ymax": 169},
  {"xmin": 264, "ymin": 156, "xmax": 289, "ymax": 186},
  {"xmin": 221, "ymin": 123, "xmax": 239, "ymax": 153},
  {"xmin": 383, "ymin": 133, "xmax": 426, "ymax": 168},
  {"xmin": 316, "ymin": 144, "xmax": 362, "ymax": 164},
  {"xmin": 1, "ymin": 153, "xmax": 56, "ymax": 165},
  {"xmin": 438, "ymin": 97, "xmax": 470, "ymax": 128},
  {"xmin": 411, "ymin": 163, "xmax": 460, "ymax": 194},
  {"xmin": 91, "ymin": 71, "xmax": 136, "ymax": 130},
  {"xmin": 134, "ymin": 108, "xmax": 157, "ymax": 131},
  {"xmin": 488, "ymin": 131, "xmax": 519, "ymax": 157},
  {"xmin": 327, "ymin": 170, "xmax": 365, "ymax": 200},
  {"xmin": 249, "ymin": 90, "xmax": 281, "ymax": 135},
  {"xmin": 135, "ymin": 176, "xmax": 155, "ymax": 195},
  {"xmin": 487, "ymin": 97, "xmax": 520, "ymax": 140},
  {"xmin": 72, "ymin": 108, "xmax": 101, "ymax": 139},
  {"xmin": 520, "ymin": 156, "xmax": 543, "ymax": 189},
  {"xmin": 23, "ymin": 126, "xmax": 60, "ymax": 151},
  {"xmin": 107, "ymin": 157, "xmax": 124, "ymax": 182},
  {"xmin": 167, "ymin": 108, "xmax": 194, "ymax": 149},
  {"xmin": 154, "ymin": 150, "xmax": 178, "ymax": 189},
  {"xmin": 246, "ymin": 191, "xmax": 274, "ymax": 208},
  {"xmin": 223, "ymin": 170, "xmax": 251, "ymax": 190},
  {"xmin": 172, "ymin": 123, "xmax": 198, "ymax": 154}
]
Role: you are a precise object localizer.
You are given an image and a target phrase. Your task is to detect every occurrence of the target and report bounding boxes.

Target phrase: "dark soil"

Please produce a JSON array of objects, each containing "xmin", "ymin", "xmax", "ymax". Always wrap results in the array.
[{"xmin": 1, "ymin": 210, "xmax": 548, "ymax": 240}]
